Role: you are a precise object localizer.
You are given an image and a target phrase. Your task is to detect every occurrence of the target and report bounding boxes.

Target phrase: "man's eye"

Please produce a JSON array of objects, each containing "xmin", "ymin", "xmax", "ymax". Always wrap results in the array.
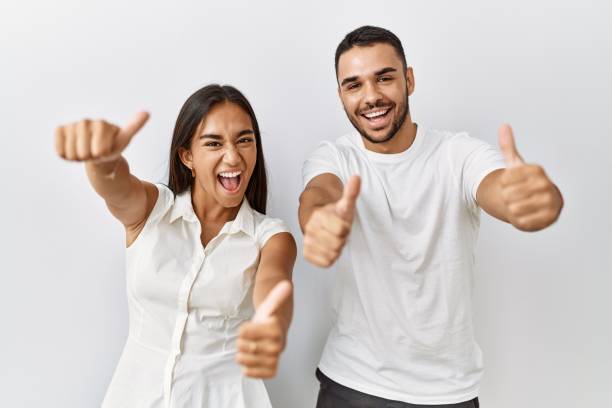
[
  {"xmin": 347, "ymin": 83, "xmax": 360, "ymax": 90},
  {"xmin": 378, "ymin": 76, "xmax": 392, "ymax": 82}
]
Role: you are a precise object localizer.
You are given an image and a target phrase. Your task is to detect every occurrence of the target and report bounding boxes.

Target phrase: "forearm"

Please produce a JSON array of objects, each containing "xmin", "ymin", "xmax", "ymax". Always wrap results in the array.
[
  {"xmin": 85, "ymin": 156, "xmax": 136, "ymax": 207},
  {"xmin": 476, "ymin": 169, "xmax": 511, "ymax": 222},
  {"xmin": 253, "ymin": 274, "xmax": 293, "ymax": 332},
  {"xmin": 477, "ymin": 166, "xmax": 563, "ymax": 231},
  {"xmin": 298, "ymin": 186, "xmax": 340, "ymax": 232}
]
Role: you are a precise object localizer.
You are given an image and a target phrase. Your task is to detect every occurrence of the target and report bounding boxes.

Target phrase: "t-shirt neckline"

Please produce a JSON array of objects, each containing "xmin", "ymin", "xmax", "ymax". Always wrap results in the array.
[{"xmin": 353, "ymin": 123, "xmax": 424, "ymax": 164}]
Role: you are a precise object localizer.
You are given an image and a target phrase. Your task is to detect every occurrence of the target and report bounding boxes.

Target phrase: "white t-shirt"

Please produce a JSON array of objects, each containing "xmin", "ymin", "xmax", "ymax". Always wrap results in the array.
[
  {"xmin": 302, "ymin": 126, "xmax": 505, "ymax": 405},
  {"xmin": 102, "ymin": 185, "xmax": 289, "ymax": 408}
]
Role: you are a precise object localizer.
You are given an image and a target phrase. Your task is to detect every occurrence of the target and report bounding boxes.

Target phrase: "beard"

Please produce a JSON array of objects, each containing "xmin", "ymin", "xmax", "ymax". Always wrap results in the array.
[{"xmin": 345, "ymin": 92, "xmax": 410, "ymax": 145}]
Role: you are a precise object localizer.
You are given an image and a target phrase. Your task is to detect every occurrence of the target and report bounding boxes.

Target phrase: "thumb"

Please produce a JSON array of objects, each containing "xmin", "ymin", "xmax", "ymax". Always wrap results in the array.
[
  {"xmin": 335, "ymin": 175, "xmax": 361, "ymax": 220},
  {"xmin": 114, "ymin": 111, "xmax": 150, "ymax": 151},
  {"xmin": 498, "ymin": 123, "xmax": 524, "ymax": 168},
  {"xmin": 253, "ymin": 280, "xmax": 292, "ymax": 323}
]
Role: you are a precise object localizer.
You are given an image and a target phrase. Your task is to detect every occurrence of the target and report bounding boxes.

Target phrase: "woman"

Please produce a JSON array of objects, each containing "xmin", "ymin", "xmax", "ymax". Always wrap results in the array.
[{"xmin": 54, "ymin": 84, "xmax": 296, "ymax": 408}]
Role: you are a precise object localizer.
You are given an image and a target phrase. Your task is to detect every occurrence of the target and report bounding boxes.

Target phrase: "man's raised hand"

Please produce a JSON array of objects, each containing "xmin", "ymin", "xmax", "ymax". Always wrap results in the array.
[
  {"xmin": 303, "ymin": 175, "xmax": 361, "ymax": 267},
  {"xmin": 498, "ymin": 124, "xmax": 563, "ymax": 231}
]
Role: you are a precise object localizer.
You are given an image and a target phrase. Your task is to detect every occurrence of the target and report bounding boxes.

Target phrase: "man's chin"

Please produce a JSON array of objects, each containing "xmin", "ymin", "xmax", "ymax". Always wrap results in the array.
[{"xmin": 360, "ymin": 128, "xmax": 395, "ymax": 144}]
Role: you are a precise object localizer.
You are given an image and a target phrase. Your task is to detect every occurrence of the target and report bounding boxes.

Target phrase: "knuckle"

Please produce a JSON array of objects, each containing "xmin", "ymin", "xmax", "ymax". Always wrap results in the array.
[
  {"xmin": 329, "ymin": 249, "xmax": 340, "ymax": 260},
  {"xmin": 331, "ymin": 238, "xmax": 343, "ymax": 252},
  {"xmin": 303, "ymin": 249, "xmax": 313, "ymax": 262},
  {"xmin": 515, "ymin": 218, "xmax": 528, "ymax": 230},
  {"xmin": 500, "ymin": 187, "xmax": 512, "ymax": 202},
  {"xmin": 537, "ymin": 179, "xmax": 550, "ymax": 191},
  {"xmin": 507, "ymin": 203, "xmax": 520, "ymax": 215}
]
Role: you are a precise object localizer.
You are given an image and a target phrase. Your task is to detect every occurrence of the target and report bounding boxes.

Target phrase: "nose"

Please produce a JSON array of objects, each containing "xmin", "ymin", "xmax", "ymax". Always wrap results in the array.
[
  {"xmin": 223, "ymin": 144, "xmax": 241, "ymax": 166},
  {"xmin": 362, "ymin": 80, "xmax": 384, "ymax": 108}
]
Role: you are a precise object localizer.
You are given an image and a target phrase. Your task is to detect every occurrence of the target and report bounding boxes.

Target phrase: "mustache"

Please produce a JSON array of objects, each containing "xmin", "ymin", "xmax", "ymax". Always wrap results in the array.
[{"xmin": 357, "ymin": 100, "xmax": 394, "ymax": 115}]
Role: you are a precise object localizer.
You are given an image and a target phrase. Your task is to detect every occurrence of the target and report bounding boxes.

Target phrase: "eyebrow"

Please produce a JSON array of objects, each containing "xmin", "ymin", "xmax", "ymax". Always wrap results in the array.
[
  {"xmin": 374, "ymin": 67, "xmax": 397, "ymax": 76},
  {"xmin": 340, "ymin": 75, "xmax": 359, "ymax": 87},
  {"xmin": 200, "ymin": 129, "xmax": 254, "ymax": 139},
  {"xmin": 340, "ymin": 66, "xmax": 398, "ymax": 87}
]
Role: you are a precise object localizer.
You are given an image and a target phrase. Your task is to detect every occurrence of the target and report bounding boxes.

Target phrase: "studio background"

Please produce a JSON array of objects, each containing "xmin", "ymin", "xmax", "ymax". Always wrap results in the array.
[{"xmin": 1, "ymin": 1, "xmax": 610, "ymax": 407}]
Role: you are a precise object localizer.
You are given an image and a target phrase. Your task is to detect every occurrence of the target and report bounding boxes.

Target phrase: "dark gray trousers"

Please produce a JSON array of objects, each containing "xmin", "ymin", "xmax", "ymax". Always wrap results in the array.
[{"xmin": 315, "ymin": 369, "xmax": 480, "ymax": 408}]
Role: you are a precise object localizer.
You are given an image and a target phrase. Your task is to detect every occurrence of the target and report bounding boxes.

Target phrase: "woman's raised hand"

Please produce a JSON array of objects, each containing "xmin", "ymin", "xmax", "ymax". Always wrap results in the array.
[
  {"xmin": 54, "ymin": 112, "xmax": 149, "ymax": 163},
  {"xmin": 236, "ymin": 280, "xmax": 293, "ymax": 379}
]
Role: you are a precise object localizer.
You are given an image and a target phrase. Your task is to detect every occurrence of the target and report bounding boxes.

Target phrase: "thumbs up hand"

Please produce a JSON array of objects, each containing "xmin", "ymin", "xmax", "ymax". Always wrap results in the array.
[
  {"xmin": 236, "ymin": 281, "xmax": 293, "ymax": 379},
  {"xmin": 303, "ymin": 175, "xmax": 361, "ymax": 267},
  {"xmin": 498, "ymin": 124, "xmax": 563, "ymax": 231},
  {"xmin": 55, "ymin": 112, "xmax": 150, "ymax": 163}
]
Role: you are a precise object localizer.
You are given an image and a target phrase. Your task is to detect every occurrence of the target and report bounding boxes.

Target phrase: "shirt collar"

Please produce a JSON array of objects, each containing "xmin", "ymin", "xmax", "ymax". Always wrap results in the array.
[
  {"xmin": 169, "ymin": 189, "xmax": 256, "ymax": 238},
  {"xmin": 169, "ymin": 189, "xmax": 198, "ymax": 224},
  {"xmin": 225, "ymin": 199, "xmax": 256, "ymax": 238}
]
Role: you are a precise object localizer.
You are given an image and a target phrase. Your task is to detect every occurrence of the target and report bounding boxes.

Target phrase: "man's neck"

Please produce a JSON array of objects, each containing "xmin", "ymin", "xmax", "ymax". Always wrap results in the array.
[{"xmin": 362, "ymin": 118, "xmax": 417, "ymax": 154}]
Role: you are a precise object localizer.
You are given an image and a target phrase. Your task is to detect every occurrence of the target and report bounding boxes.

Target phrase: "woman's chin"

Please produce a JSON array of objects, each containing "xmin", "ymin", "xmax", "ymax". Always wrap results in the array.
[{"xmin": 216, "ymin": 185, "xmax": 246, "ymax": 207}]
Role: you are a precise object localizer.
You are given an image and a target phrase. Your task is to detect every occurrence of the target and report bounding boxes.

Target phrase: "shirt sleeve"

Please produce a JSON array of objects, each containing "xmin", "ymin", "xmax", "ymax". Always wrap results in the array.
[
  {"xmin": 256, "ymin": 217, "xmax": 291, "ymax": 249},
  {"xmin": 147, "ymin": 183, "xmax": 174, "ymax": 224},
  {"xmin": 449, "ymin": 133, "xmax": 506, "ymax": 209},
  {"xmin": 302, "ymin": 141, "xmax": 343, "ymax": 188}
]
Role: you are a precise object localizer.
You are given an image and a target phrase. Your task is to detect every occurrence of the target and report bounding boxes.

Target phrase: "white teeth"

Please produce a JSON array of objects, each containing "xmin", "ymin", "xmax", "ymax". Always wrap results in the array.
[
  {"xmin": 219, "ymin": 171, "xmax": 242, "ymax": 178},
  {"xmin": 364, "ymin": 109, "xmax": 389, "ymax": 119}
]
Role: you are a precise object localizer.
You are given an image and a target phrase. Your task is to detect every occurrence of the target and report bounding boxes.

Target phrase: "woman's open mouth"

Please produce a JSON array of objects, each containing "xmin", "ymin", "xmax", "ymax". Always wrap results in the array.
[
  {"xmin": 217, "ymin": 170, "xmax": 242, "ymax": 193},
  {"xmin": 360, "ymin": 106, "xmax": 393, "ymax": 130}
]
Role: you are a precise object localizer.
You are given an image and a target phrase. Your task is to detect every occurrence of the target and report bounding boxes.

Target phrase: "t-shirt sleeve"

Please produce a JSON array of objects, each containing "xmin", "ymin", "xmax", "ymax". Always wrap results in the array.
[
  {"xmin": 256, "ymin": 217, "xmax": 291, "ymax": 249},
  {"xmin": 302, "ymin": 141, "xmax": 343, "ymax": 188},
  {"xmin": 449, "ymin": 133, "xmax": 506, "ymax": 209}
]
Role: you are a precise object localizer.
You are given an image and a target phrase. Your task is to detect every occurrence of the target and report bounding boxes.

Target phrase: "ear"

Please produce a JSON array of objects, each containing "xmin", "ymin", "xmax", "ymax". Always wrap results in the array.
[
  {"xmin": 178, "ymin": 147, "xmax": 193, "ymax": 171},
  {"xmin": 405, "ymin": 67, "xmax": 415, "ymax": 96}
]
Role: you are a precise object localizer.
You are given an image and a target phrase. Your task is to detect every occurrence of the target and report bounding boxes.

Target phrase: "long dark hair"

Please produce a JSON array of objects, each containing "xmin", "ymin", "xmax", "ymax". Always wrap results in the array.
[{"xmin": 168, "ymin": 84, "xmax": 267, "ymax": 214}]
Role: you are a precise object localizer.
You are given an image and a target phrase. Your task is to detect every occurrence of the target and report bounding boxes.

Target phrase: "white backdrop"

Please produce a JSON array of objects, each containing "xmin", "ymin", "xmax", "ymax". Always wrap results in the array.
[{"xmin": 1, "ymin": 1, "xmax": 611, "ymax": 407}]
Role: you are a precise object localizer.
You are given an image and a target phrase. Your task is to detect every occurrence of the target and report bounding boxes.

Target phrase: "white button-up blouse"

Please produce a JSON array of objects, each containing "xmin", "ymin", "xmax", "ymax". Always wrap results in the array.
[{"xmin": 101, "ymin": 184, "xmax": 290, "ymax": 408}]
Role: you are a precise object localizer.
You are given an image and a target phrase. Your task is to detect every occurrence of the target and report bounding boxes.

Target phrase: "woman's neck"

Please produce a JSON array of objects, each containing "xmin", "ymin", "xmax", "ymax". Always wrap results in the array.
[{"xmin": 191, "ymin": 182, "xmax": 241, "ymax": 224}]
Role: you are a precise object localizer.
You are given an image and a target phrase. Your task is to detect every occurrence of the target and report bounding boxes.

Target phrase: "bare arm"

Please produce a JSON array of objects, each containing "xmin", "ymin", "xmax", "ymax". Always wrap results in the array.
[
  {"xmin": 236, "ymin": 232, "xmax": 297, "ymax": 379},
  {"xmin": 85, "ymin": 158, "xmax": 158, "ymax": 239},
  {"xmin": 298, "ymin": 173, "xmax": 344, "ymax": 232},
  {"xmin": 298, "ymin": 173, "xmax": 360, "ymax": 267},
  {"xmin": 252, "ymin": 232, "xmax": 297, "ymax": 332},
  {"xmin": 55, "ymin": 113, "xmax": 157, "ymax": 244},
  {"xmin": 476, "ymin": 124, "xmax": 563, "ymax": 231},
  {"xmin": 476, "ymin": 169, "xmax": 511, "ymax": 222}
]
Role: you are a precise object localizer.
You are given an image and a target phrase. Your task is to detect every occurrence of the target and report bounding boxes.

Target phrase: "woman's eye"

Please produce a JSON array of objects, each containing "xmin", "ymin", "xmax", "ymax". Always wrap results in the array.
[
  {"xmin": 238, "ymin": 137, "xmax": 254, "ymax": 144},
  {"xmin": 205, "ymin": 141, "xmax": 221, "ymax": 147}
]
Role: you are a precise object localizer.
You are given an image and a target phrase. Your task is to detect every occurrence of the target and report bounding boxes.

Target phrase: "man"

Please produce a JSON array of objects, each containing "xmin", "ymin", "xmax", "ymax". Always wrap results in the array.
[{"xmin": 299, "ymin": 26, "xmax": 563, "ymax": 407}]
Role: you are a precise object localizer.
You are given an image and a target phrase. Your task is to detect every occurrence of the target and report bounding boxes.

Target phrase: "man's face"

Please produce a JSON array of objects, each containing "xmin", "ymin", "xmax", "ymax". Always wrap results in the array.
[{"xmin": 337, "ymin": 43, "xmax": 414, "ymax": 145}]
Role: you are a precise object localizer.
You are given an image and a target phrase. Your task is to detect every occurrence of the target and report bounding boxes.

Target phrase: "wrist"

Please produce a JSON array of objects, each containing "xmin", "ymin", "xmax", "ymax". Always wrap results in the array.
[{"xmin": 89, "ymin": 157, "xmax": 121, "ymax": 178}]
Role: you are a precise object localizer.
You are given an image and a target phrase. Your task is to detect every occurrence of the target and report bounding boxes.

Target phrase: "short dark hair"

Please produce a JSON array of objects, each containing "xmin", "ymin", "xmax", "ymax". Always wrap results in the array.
[
  {"xmin": 335, "ymin": 25, "xmax": 407, "ymax": 76},
  {"xmin": 167, "ymin": 84, "xmax": 268, "ymax": 214}
]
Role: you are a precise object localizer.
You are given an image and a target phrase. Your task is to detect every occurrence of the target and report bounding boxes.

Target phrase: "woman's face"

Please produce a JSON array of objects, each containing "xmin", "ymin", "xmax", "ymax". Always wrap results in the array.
[{"xmin": 180, "ymin": 101, "xmax": 257, "ymax": 208}]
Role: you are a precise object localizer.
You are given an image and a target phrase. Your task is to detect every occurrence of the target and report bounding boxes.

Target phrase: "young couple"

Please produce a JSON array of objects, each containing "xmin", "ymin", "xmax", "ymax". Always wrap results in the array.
[{"xmin": 55, "ymin": 26, "xmax": 563, "ymax": 408}]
